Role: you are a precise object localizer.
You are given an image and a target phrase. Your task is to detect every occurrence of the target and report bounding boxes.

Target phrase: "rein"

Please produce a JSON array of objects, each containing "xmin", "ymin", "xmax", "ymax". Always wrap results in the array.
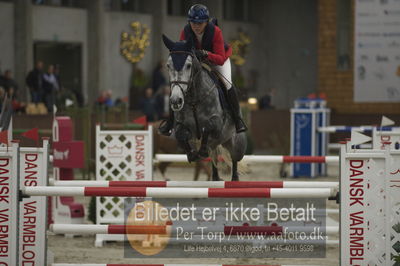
[{"xmin": 169, "ymin": 50, "xmax": 203, "ymax": 139}]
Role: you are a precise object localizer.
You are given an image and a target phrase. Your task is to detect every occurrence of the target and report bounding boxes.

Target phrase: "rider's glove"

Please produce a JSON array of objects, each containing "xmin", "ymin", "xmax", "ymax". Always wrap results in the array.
[{"xmin": 195, "ymin": 50, "xmax": 208, "ymax": 60}]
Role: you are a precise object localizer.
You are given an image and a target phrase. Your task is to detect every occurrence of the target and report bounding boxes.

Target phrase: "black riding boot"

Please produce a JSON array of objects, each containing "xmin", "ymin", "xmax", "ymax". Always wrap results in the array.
[
  {"xmin": 159, "ymin": 109, "xmax": 174, "ymax": 136},
  {"xmin": 227, "ymin": 87, "xmax": 247, "ymax": 133}
]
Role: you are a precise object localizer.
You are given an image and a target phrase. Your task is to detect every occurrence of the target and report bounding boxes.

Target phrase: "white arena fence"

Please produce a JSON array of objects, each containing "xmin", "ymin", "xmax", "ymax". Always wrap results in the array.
[{"xmin": 1, "ymin": 133, "xmax": 399, "ymax": 265}]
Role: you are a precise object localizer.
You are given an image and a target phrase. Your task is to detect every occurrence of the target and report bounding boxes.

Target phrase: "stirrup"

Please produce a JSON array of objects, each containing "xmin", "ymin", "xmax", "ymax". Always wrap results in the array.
[{"xmin": 159, "ymin": 119, "xmax": 173, "ymax": 136}]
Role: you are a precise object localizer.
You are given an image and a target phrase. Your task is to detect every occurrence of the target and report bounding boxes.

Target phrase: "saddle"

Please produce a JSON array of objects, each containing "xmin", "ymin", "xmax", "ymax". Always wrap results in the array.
[{"xmin": 201, "ymin": 63, "xmax": 229, "ymax": 110}]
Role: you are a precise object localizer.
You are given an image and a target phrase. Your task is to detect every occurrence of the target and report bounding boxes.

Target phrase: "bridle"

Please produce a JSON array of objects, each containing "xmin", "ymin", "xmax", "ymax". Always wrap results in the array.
[
  {"xmin": 168, "ymin": 50, "xmax": 200, "ymax": 100},
  {"xmin": 168, "ymin": 50, "xmax": 203, "ymax": 138}
]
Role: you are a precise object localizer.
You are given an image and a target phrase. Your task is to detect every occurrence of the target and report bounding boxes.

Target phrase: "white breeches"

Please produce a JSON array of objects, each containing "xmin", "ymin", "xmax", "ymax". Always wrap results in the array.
[{"xmin": 213, "ymin": 58, "xmax": 232, "ymax": 90}]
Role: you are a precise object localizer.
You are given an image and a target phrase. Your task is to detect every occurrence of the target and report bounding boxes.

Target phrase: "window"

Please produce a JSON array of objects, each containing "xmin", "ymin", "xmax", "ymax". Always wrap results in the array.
[
  {"xmin": 223, "ymin": 0, "xmax": 252, "ymax": 22},
  {"xmin": 32, "ymin": 0, "xmax": 87, "ymax": 8},
  {"xmin": 107, "ymin": 0, "xmax": 147, "ymax": 12},
  {"xmin": 336, "ymin": 0, "xmax": 351, "ymax": 70},
  {"xmin": 167, "ymin": 0, "xmax": 207, "ymax": 16},
  {"xmin": 120, "ymin": 0, "xmax": 138, "ymax": 11}
]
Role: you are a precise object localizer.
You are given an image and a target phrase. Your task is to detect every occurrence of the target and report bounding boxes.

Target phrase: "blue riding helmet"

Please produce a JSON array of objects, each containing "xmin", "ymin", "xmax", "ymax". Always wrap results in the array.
[{"xmin": 187, "ymin": 4, "xmax": 209, "ymax": 23}]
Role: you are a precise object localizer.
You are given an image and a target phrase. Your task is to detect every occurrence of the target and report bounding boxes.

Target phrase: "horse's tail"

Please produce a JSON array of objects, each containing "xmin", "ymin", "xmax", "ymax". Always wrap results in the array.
[{"xmin": 210, "ymin": 145, "xmax": 250, "ymax": 175}]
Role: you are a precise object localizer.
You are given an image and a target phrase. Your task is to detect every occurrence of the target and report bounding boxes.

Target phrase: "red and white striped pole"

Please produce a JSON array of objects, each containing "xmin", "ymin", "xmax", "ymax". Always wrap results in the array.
[
  {"xmin": 51, "ymin": 264, "xmax": 295, "ymax": 266},
  {"xmin": 23, "ymin": 187, "xmax": 335, "ymax": 198},
  {"xmin": 155, "ymin": 154, "xmax": 339, "ymax": 164},
  {"xmin": 49, "ymin": 180, "xmax": 339, "ymax": 189}
]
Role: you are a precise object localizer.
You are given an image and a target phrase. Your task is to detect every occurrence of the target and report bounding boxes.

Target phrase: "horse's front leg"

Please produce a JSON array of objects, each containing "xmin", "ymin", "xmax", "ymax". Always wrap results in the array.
[
  {"xmin": 211, "ymin": 163, "xmax": 220, "ymax": 181},
  {"xmin": 231, "ymin": 160, "xmax": 238, "ymax": 181},
  {"xmin": 175, "ymin": 123, "xmax": 199, "ymax": 162},
  {"xmin": 198, "ymin": 128, "xmax": 209, "ymax": 158},
  {"xmin": 199, "ymin": 116, "xmax": 221, "ymax": 158}
]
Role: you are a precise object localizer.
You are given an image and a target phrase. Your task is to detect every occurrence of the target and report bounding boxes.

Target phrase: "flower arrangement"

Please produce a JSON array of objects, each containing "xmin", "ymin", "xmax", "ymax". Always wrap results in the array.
[{"xmin": 120, "ymin": 22, "xmax": 150, "ymax": 64}]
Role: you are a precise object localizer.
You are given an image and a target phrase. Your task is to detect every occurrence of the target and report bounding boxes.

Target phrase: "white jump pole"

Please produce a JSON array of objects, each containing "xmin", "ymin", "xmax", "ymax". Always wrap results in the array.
[
  {"xmin": 317, "ymin": 125, "xmax": 375, "ymax": 133},
  {"xmin": 50, "ymin": 224, "xmax": 339, "ymax": 235},
  {"xmin": 154, "ymin": 154, "xmax": 339, "ymax": 164},
  {"xmin": 164, "ymin": 236, "xmax": 339, "ymax": 245},
  {"xmin": 327, "ymin": 143, "xmax": 372, "ymax": 150},
  {"xmin": 23, "ymin": 187, "xmax": 335, "ymax": 198},
  {"xmin": 49, "ymin": 179, "xmax": 339, "ymax": 189}
]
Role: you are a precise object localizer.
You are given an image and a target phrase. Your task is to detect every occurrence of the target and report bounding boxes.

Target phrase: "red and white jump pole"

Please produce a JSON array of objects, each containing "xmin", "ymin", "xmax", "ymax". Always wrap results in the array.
[
  {"xmin": 49, "ymin": 180, "xmax": 339, "ymax": 189},
  {"xmin": 23, "ymin": 187, "xmax": 335, "ymax": 198},
  {"xmin": 52, "ymin": 264, "xmax": 296, "ymax": 266},
  {"xmin": 155, "ymin": 154, "xmax": 339, "ymax": 164},
  {"xmin": 49, "ymin": 224, "xmax": 339, "ymax": 235}
]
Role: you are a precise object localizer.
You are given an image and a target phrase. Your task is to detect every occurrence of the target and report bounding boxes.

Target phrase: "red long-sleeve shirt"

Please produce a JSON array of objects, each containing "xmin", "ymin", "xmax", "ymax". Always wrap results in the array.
[{"xmin": 180, "ymin": 25, "xmax": 232, "ymax": 66}]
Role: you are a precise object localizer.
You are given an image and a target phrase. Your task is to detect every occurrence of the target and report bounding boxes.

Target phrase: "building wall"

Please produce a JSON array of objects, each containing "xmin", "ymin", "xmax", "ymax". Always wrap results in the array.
[
  {"xmin": 32, "ymin": 5, "xmax": 88, "ymax": 99},
  {"xmin": 160, "ymin": 15, "xmax": 186, "ymax": 60},
  {"xmin": 0, "ymin": 0, "xmax": 320, "ymax": 109},
  {"xmin": 262, "ymin": 0, "xmax": 318, "ymax": 109},
  {"xmin": 0, "ymin": 2, "xmax": 14, "ymax": 74},
  {"xmin": 318, "ymin": 0, "xmax": 400, "ymax": 114},
  {"xmin": 103, "ymin": 11, "xmax": 153, "ymax": 99},
  {"xmin": 222, "ymin": 20, "xmax": 264, "ymax": 98}
]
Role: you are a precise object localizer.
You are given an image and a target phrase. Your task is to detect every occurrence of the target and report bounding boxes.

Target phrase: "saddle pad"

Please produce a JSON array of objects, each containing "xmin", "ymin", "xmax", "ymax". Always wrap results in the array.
[
  {"xmin": 217, "ymin": 86, "xmax": 229, "ymax": 110},
  {"xmin": 201, "ymin": 63, "xmax": 229, "ymax": 110}
]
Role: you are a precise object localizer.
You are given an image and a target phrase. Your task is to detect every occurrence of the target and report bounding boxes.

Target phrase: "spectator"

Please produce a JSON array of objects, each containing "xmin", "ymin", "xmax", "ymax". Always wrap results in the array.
[
  {"xmin": 258, "ymin": 88, "xmax": 276, "ymax": 110},
  {"xmin": 155, "ymin": 85, "xmax": 170, "ymax": 120},
  {"xmin": 43, "ymin": 64, "xmax": 60, "ymax": 112},
  {"xmin": 0, "ymin": 87, "xmax": 5, "ymax": 111},
  {"xmin": 96, "ymin": 90, "xmax": 113, "ymax": 108},
  {"xmin": 55, "ymin": 64, "xmax": 84, "ymax": 107},
  {"xmin": 95, "ymin": 91, "xmax": 106, "ymax": 106},
  {"xmin": 0, "ymin": 70, "xmax": 19, "ymax": 95},
  {"xmin": 54, "ymin": 64, "xmax": 62, "ymax": 88},
  {"xmin": 151, "ymin": 61, "xmax": 167, "ymax": 95},
  {"xmin": 53, "ymin": 64, "xmax": 67, "ymax": 109},
  {"xmin": 9, "ymin": 87, "xmax": 25, "ymax": 113},
  {"xmin": 96, "ymin": 90, "xmax": 107, "ymax": 106},
  {"xmin": 104, "ymin": 90, "xmax": 113, "ymax": 107},
  {"xmin": 138, "ymin": 87, "xmax": 157, "ymax": 122},
  {"xmin": 0, "ymin": 73, "xmax": 5, "ymax": 90},
  {"xmin": 114, "ymin": 96, "xmax": 128, "ymax": 107},
  {"xmin": 74, "ymin": 89, "xmax": 84, "ymax": 107},
  {"xmin": 26, "ymin": 61, "xmax": 44, "ymax": 104}
]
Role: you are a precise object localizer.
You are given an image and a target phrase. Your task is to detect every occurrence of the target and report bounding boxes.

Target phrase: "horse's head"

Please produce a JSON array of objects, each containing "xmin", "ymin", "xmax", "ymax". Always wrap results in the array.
[{"xmin": 162, "ymin": 34, "xmax": 198, "ymax": 111}]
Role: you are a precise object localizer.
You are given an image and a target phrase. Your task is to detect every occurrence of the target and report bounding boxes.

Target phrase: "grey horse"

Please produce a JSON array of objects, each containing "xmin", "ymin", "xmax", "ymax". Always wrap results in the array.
[{"xmin": 162, "ymin": 34, "xmax": 247, "ymax": 181}]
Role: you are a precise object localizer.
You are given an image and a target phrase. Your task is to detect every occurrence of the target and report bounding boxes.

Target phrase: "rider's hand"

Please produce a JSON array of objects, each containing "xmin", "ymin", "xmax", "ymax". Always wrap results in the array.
[{"xmin": 195, "ymin": 50, "xmax": 208, "ymax": 60}]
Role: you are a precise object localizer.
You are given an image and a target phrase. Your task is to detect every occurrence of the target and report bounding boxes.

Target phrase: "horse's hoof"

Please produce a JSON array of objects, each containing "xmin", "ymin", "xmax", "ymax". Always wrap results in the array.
[
  {"xmin": 231, "ymin": 176, "xmax": 239, "ymax": 181},
  {"xmin": 158, "ymin": 119, "xmax": 173, "ymax": 136},
  {"xmin": 198, "ymin": 148, "xmax": 208, "ymax": 158},
  {"xmin": 187, "ymin": 150, "xmax": 200, "ymax": 162}
]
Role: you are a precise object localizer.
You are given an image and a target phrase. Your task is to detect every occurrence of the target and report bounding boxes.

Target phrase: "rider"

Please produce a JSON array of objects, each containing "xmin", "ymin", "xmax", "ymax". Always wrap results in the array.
[{"xmin": 159, "ymin": 4, "xmax": 247, "ymax": 136}]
